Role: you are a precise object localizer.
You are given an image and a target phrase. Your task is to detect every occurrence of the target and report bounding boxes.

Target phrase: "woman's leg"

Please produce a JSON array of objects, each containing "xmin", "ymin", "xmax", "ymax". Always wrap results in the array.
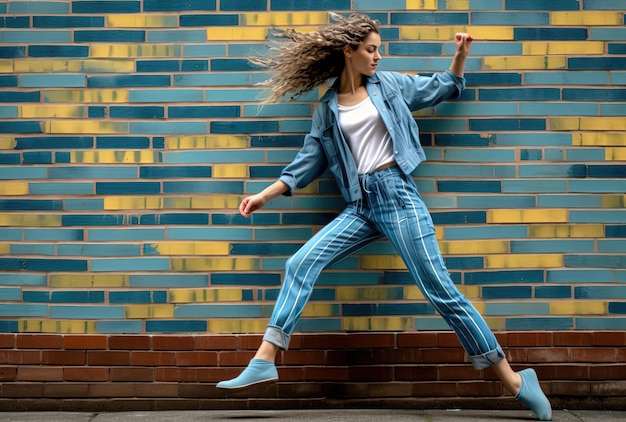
[
  {"xmin": 217, "ymin": 205, "xmax": 382, "ymax": 389},
  {"xmin": 363, "ymin": 168, "xmax": 551, "ymax": 420}
]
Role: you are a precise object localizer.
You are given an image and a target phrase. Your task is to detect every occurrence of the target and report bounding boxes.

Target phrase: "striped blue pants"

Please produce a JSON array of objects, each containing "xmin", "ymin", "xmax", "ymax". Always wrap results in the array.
[{"xmin": 263, "ymin": 166, "xmax": 504, "ymax": 370}]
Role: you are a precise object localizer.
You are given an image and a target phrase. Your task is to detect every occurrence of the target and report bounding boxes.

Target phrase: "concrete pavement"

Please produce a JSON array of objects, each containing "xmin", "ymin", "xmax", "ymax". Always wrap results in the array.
[{"xmin": 1, "ymin": 409, "xmax": 625, "ymax": 422}]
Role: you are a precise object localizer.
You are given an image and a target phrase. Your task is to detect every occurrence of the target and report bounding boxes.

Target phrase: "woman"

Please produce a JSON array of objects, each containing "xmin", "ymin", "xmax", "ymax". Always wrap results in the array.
[{"xmin": 217, "ymin": 13, "xmax": 552, "ymax": 421}]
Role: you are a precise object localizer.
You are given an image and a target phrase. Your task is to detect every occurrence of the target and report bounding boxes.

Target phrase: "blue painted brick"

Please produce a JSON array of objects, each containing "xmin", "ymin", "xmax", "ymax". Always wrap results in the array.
[
  {"xmin": 577, "ymin": 318, "xmax": 626, "ymax": 330},
  {"xmin": 588, "ymin": 165, "xmax": 626, "ymax": 178},
  {"xmin": 606, "ymin": 225, "xmax": 626, "ymax": 238},
  {"xmin": 140, "ymin": 213, "xmax": 209, "ymax": 226},
  {"xmin": 74, "ymin": 30, "xmax": 145, "ymax": 43},
  {"xmin": 137, "ymin": 60, "xmax": 208, "ymax": 72},
  {"xmin": 153, "ymin": 137, "xmax": 165, "ymax": 149},
  {"xmin": 180, "ymin": 14, "xmax": 239, "ymax": 26},
  {"xmin": 535, "ymin": 286, "xmax": 572, "ymax": 299},
  {"xmin": 62, "ymin": 215, "xmax": 126, "ymax": 226},
  {"xmin": 519, "ymin": 164, "xmax": 586, "ymax": 178},
  {"xmin": 9, "ymin": 1, "xmax": 69, "ymax": 13},
  {"xmin": 16, "ymin": 137, "xmax": 93, "ymax": 150},
  {"xmin": 211, "ymin": 273, "xmax": 280, "ymax": 286},
  {"xmin": 146, "ymin": 320, "xmax": 207, "ymax": 332},
  {"xmin": 514, "ymin": 28, "xmax": 587, "ymax": 40},
  {"xmin": 23, "ymin": 291, "xmax": 50, "ymax": 302},
  {"xmin": 162, "ymin": 181, "xmax": 242, "ymax": 194},
  {"xmin": 506, "ymin": 318, "xmax": 573, "ymax": 330},
  {"xmin": 220, "ymin": 0, "xmax": 266, "ymax": 11},
  {"xmin": 0, "ymin": 166, "xmax": 47, "ymax": 179},
  {"xmin": 130, "ymin": 122, "xmax": 206, "ymax": 134},
  {"xmin": 483, "ymin": 286, "xmax": 532, "ymax": 299},
  {"xmin": 0, "ymin": 46, "xmax": 25, "ymax": 58},
  {"xmin": 210, "ymin": 121, "xmax": 279, "ymax": 134},
  {"xmin": 147, "ymin": 30, "xmax": 206, "ymax": 43},
  {"xmin": 471, "ymin": 12, "xmax": 549, "ymax": 25},
  {"xmin": 140, "ymin": 166, "xmax": 211, "ymax": 179},
  {"xmin": 144, "ymin": 0, "xmax": 215, "ymax": 11},
  {"xmin": 0, "ymin": 199, "xmax": 62, "ymax": 211},
  {"xmin": 50, "ymin": 305, "xmax": 124, "ymax": 319},
  {"xmin": 129, "ymin": 89, "xmax": 203, "ymax": 103},
  {"xmin": 0, "ymin": 321, "xmax": 18, "ymax": 332},
  {"xmin": 569, "ymin": 58, "xmax": 626, "ymax": 70},
  {"xmin": 109, "ymin": 291, "xmax": 151, "ymax": 304},
  {"xmin": 608, "ymin": 44, "xmax": 626, "ymax": 54},
  {"xmin": 0, "ymin": 258, "xmax": 87, "ymax": 272},
  {"xmin": 51, "ymin": 291, "xmax": 104, "ymax": 303},
  {"xmin": 33, "ymin": 16, "xmax": 104, "ymax": 28},
  {"xmin": 576, "ymin": 286, "xmax": 626, "ymax": 300},
  {"xmin": 0, "ymin": 304, "xmax": 48, "ymax": 317},
  {"xmin": 391, "ymin": 12, "xmax": 468, "ymax": 25},
  {"xmin": 465, "ymin": 72, "xmax": 521, "ymax": 85},
  {"xmin": 521, "ymin": 149, "xmax": 542, "ymax": 160},
  {"xmin": 169, "ymin": 106, "xmax": 239, "ymax": 118},
  {"xmin": 0, "ymin": 92, "xmax": 40, "ymax": 103},
  {"xmin": 110, "ymin": 106, "xmax": 164, "ymax": 119},
  {"xmin": 437, "ymin": 181, "xmax": 501, "ymax": 193},
  {"xmin": 430, "ymin": 211, "xmax": 486, "ymax": 225},
  {"xmin": 96, "ymin": 136, "xmax": 150, "ymax": 149},
  {"xmin": 271, "ymin": 0, "xmax": 349, "ymax": 11},
  {"xmin": 465, "ymin": 270, "xmax": 544, "ymax": 285},
  {"xmin": 88, "ymin": 106, "xmax": 106, "ymax": 118},
  {"xmin": 590, "ymin": 28, "xmax": 626, "ymax": 41},
  {"xmin": 0, "ymin": 30, "xmax": 72, "ymax": 43},
  {"xmin": 386, "ymin": 42, "xmax": 441, "ymax": 56},
  {"xmin": 92, "ymin": 258, "xmax": 170, "ymax": 272},
  {"xmin": 0, "ymin": 122, "xmax": 41, "ymax": 133},
  {"xmin": 583, "ymin": 0, "xmax": 626, "ymax": 9},
  {"xmin": 20, "ymin": 74, "xmax": 85, "ymax": 88},
  {"xmin": 506, "ymin": 0, "xmax": 579, "ymax": 10},
  {"xmin": 96, "ymin": 320, "xmax": 142, "ymax": 334},
  {"xmin": 24, "ymin": 229, "xmax": 84, "ymax": 241},
  {"xmin": 175, "ymin": 73, "xmax": 250, "ymax": 87},
  {"xmin": 184, "ymin": 44, "xmax": 226, "ymax": 58},
  {"xmin": 210, "ymin": 59, "xmax": 260, "ymax": 72},
  {"xmin": 0, "ymin": 105, "xmax": 17, "ymax": 116},
  {"xmin": 0, "ymin": 154, "xmax": 20, "ymax": 164},
  {"xmin": 72, "ymin": 1, "xmax": 141, "ymax": 13},
  {"xmin": 58, "ymin": 243, "xmax": 140, "ymax": 256},
  {"xmin": 469, "ymin": 119, "xmax": 546, "ymax": 131},
  {"xmin": 525, "ymin": 71, "xmax": 608, "ymax": 85},
  {"xmin": 0, "ymin": 17, "xmax": 30, "ymax": 28},
  {"xmin": 479, "ymin": 88, "xmax": 560, "ymax": 101},
  {"xmin": 88, "ymin": 75, "xmax": 170, "ymax": 88},
  {"xmin": 0, "ymin": 273, "xmax": 47, "ymax": 286}
]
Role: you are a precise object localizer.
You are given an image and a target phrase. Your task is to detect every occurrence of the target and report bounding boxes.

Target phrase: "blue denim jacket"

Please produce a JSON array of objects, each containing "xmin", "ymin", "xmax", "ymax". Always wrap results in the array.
[{"xmin": 278, "ymin": 69, "xmax": 465, "ymax": 203}]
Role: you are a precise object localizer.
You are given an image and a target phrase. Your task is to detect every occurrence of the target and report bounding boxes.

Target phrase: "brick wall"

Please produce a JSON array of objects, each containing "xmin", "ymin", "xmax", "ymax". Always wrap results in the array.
[{"xmin": 0, "ymin": 0, "xmax": 625, "ymax": 410}]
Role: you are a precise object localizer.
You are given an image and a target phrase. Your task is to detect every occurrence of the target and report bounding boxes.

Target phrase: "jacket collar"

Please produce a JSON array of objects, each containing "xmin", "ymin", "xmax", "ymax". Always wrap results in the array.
[{"xmin": 319, "ymin": 73, "xmax": 379, "ymax": 104}]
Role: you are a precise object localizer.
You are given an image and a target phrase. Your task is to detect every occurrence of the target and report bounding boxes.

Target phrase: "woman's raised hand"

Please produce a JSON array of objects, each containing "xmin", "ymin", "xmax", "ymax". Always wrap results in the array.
[{"xmin": 455, "ymin": 33, "xmax": 473, "ymax": 57}]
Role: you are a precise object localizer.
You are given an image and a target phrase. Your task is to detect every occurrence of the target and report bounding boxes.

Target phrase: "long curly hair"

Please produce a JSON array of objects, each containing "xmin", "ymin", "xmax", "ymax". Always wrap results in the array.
[{"xmin": 250, "ymin": 13, "xmax": 380, "ymax": 103}]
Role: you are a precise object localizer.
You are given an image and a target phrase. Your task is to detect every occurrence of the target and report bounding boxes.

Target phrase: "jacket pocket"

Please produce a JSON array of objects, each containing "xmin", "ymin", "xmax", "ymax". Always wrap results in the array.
[{"xmin": 321, "ymin": 125, "xmax": 338, "ymax": 158}]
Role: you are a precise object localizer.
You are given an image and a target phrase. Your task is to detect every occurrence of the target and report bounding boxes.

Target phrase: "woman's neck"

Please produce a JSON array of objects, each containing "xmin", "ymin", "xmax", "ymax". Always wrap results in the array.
[{"xmin": 338, "ymin": 67, "xmax": 363, "ymax": 95}]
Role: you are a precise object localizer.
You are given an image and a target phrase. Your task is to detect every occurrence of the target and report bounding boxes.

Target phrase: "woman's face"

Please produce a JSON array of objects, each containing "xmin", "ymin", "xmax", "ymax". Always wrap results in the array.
[{"xmin": 346, "ymin": 31, "xmax": 382, "ymax": 77}]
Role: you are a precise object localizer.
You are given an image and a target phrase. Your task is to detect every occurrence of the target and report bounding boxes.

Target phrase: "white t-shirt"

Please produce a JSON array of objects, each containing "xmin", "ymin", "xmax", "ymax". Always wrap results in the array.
[{"xmin": 337, "ymin": 96, "xmax": 395, "ymax": 174}]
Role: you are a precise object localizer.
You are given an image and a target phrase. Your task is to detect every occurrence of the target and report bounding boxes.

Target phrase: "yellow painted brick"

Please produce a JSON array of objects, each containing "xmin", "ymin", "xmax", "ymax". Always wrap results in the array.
[
  {"xmin": 445, "ymin": 0, "xmax": 470, "ymax": 10},
  {"xmin": 550, "ymin": 301, "xmax": 608, "ymax": 315},
  {"xmin": 207, "ymin": 27, "xmax": 267, "ymax": 41},
  {"xmin": 213, "ymin": 164, "xmax": 248, "ymax": 178},
  {"xmin": 435, "ymin": 226, "xmax": 443, "ymax": 240},
  {"xmin": 0, "ymin": 137, "xmax": 17, "ymax": 149},
  {"xmin": 343, "ymin": 317, "xmax": 370, "ymax": 331},
  {"xmin": 172, "ymin": 258, "xmax": 259, "ymax": 271},
  {"xmin": 49, "ymin": 274, "xmax": 128, "ymax": 288},
  {"xmin": 20, "ymin": 320, "xmax": 96, "ymax": 334},
  {"xmin": 551, "ymin": 11, "xmax": 623, "ymax": 26},
  {"xmin": 485, "ymin": 254, "xmax": 563, "ymax": 269},
  {"xmin": 166, "ymin": 135, "xmax": 248, "ymax": 150},
  {"xmin": 336, "ymin": 287, "xmax": 398, "ymax": 301},
  {"xmin": 0, "ymin": 244, "xmax": 9, "ymax": 254},
  {"xmin": 485, "ymin": 317, "xmax": 505, "ymax": 330},
  {"xmin": 243, "ymin": 12, "xmax": 327, "ymax": 26},
  {"xmin": 44, "ymin": 89, "xmax": 129, "ymax": 103},
  {"xmin": 189, "ymin": 196, "xmax": 242, "ymax": 209},
  {"xmin": 239, "ymin": 319, "xmax": 268, "ymax": 333},
  {"xmin": 488, "ymin": 209, "xmax": 568, "ymax": 224},
  {"xmin": 472, "ymin": 302, "xmax": 485, "ymax": 315},
  {"xmin": 125, "ymin": 304, "xmax": 174, "ymax": 319},
  {"xmin": 45, "ymin": 121, "xmax": 128, "ymax": 134},
  {"xmin": 14, "ymin": 59, "xmax": 134, "ymax": 73},
  {"xmin": 0, "ymin": 181, "xmax": 28, "ymax": 195},
  {"xmin": 362, "ymin": 255, "xmax": 405, "ymax": 270},
  {"xmin": 91, "ymin": 44, "xmax": 181, "ymax": 58},
  {"xmin": 106, "ymin": 15, "xmax": 177, "ymax": 27},
  {"xmin": 150, "ymin": 242, "xmax": 230, "ymax": 256},
  {"xmin": 104, "ymin": 196, "xmax": 163, "ymax": 210},
  {"xmin": 522, "ymin": 41, "xmax": 605, "ymax": 55},
  {"xmin": 0, "ymin": 59, "xmax": 12, "ymax": 73},
  {"xmin": 71, "ymin": 150, "xmax": 159, "ymax": 164},
  {"xmin": 602, "ymin": 195, "xmax": 625, "ymax": 208},
  {"xmin": 460, "ymin": 285, "xmax": 481, "ymax": 299},
  {"xmin": 369, "ymin": 317, "xmax": 412, "ymax": 331},
  {"xmin": 302, "ymin": 303, "xmax": 336, "ymax": 317},
  {"xmin": 528, "ymin": 224, "xmax": 604, "ymax": 238},
  {"xmin": 405, "ymin": 286, "xmax": 425, "ymax": 300},
  {"xmin": 606, "ymin": 148, "xmax": 626, "ymax": 160},
  {"xmin": 553, "ymin": 118, "xmax": 626, "ymax": 132},
  {"xmin": 403, "ymin": 26, "xmax": 513, "ymax": 41},
  {"xmin": 408, "ymin": 285, "xmax": 479, "ymax": 300},
  {"xmin": 439, "ymin": 240, "xmax": 509, "ymax": 255},
  {"xmin": 574, "ymin": 132, "xmax": 626, "ymax": 147},
  {"xmin": 207, "ymin": 319, "xmax": 241, "ymax": 333},
  {"xmin": 20, "ymin": 105, "xmax": 85, "ymax": 118},
  {"xmin": 0, "ymin": 213, "xmax": 61, "ymax": 227},
  {"xmin": 484, "ymin": 56, "xmax": 566, "ymax": 70},
  {"xmin": 169, "ymin": 288, "xmax": 242, "ymax": 303},
  {"xmin": 406, "ymin": 0, "xmax": 438, "ymax": 10}
]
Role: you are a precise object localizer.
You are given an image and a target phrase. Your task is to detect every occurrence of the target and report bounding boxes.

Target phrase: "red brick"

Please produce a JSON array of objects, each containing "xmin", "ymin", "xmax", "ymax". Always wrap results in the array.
[
  {"xmin": 89, "ymin": 383, "xmax": 135, "ymax": 398},
  {"xmin": 41, "ymin": 350, "xmax": 85, "ymax": 366},
  {"xmin": 64, "ymin": 335, "xmax": 107, "ymax": 350},
  {"xmin": 194, "ymin": 335, "xmax": 237, "ymax": 351},
  {"xmin": 437, "ymin": 332, "xmax": 462, "ymax": 348},
  {"xmin": 325, "ymin": 350, "xmax": 347, "ymax": 365},
  {"xmin": 0, "ymin": 366, "xmax": 17, "ymax": 381},
  {"xmin": 394, "ymin": 366, "xmax": 437, "ymax": 381},
  {"xmin": 372, "ymin": 348, "xmax": 421, "ymax": 364},
  {"xmin": 303, "ymin": 366, "xmax": 349, "ymax": 381},
  {"xmin": 131, "ymin": 351, "xmax": 176, "ymax": 366},
  {"xmin": 348, "ymin": 365, "xmax": 393, "ymax": 381},
  {"xmin": 439, "ymin": 365, "xmax": 483, "ymax": 381},
  {"xmin": 412, "ymin": 381, "xmax": 457, "ymax": 397},
  {"xmin": 0, "ymin": 334, "xmax": 15, "ymax": 348},
  {"xmin": 553, "ymin": 331, "xmax": 593, "ymax": 346},
  {"xmin": 590, "ymin": 364, "xmax": 626, "ymax": 380},
  {"xmin": 176, "ymin": 351, "xmax": 217, "ymax": 367},
  {"xmin": 236, "ymin": 335, "xmax": 264, "ymax": 350},
  {"xmin": 134, "ymin": 383, "xmax": 179, "ymax": 397},
  {"xmin": 368, "ymin": 382, "xmax": 413, "ymax": 397},
  {"xmin": 109, "ymin": 335, "xmax": 151, "ymax": 350},
  {"xmin": 593, "ymin": 331, "xmax": 626, "ymax": 347},
  {"xmin": 456, "ymin": 381, "xmax": 502, "ymax": 397},
  {"xmin": 87, "ymin": 350, "xmax": 131, "ymax": 366},
  {"xmin": 344, "ymin": 349, "xmax": 373, "ymax": 365},
  {"xmin": 421, "ymin": 348, "xmax": 466, "ymax": 364},
  {"xmin": 152, "ymin": 336, "xmax": 194, "ymax": 351},
  {"xmin": 570, "ymin": 347, "xmax": 617, "ymax": 363},
  {"xmin": 110, "ymin": 367, "xmax": 154, "ymax": 382},
  {"xmin": 2, "ymin": 383, "xmax": 45, "ymax": 398},
  {"xmin": 0, "ymin": 350, "xmax": 41, "ymax": 365},
  {"xmin": 347, "ymin": 333, "xmax": 394, "ymax": 349},
  {"xmin": 17, "ymin": 367, "xmax": 63, "ymax": 381},
  {"xmin": 505, "ymin": 348, "xmax": 528, "ymax": 363},
  {"xmin": 277, "ymin": 382, "xmax": 324, "ymax": 398},
  {"xmin": 527, "ymin": 348, "xmax": 569, "ymax": 363},
  {"xmin": 591, "ymin": 381, "xmax": 626, "ymax": 396},
  {"xmin": 494, "ymin": 332, "xmax": 508, "ymax": 347},
  {"xmin": 16, "ymin": 334, "xmax": 63, "ymax": 349},
  {"xmin": 64, "ymin": 367, "xmax": 109, "ymax": 382},
  {"xmin": 44, "ymin": 383, "xmax": 91, "ymax": 398},
  {"xmin": 300, "ymin": 334, "xmax": 347, "ymax": 349},
  {"xmin": 507, "ymin": 332, "xmax": 552, "ymax": 347},
  {"xmin": 551, "ymin": 381, "xmax": 590, "ymax": 396},
  {"xmin": 552, "ymin": 364, "xmax": 589, "ymax": 380},
  {"xmin": 396, "ymin": 332, "xmax": 438, "ymax": 348},
  {"xmin": 275, "ymin": 366, "xmax": 304, "ymax": 382},
  {"xmin": 217, "ymin": 351, "xmax": 255, "ymax": 366},
  {"xmin": 197, "ymin": 367, "xmax": 243, "ymax": 383},
  {"xmin": 155, "ymin": 367, "xmax": 198, "ymax": 382},
  {"xmin": 281, "ymin": 350, "xmax": 326, "ymax": 365}
]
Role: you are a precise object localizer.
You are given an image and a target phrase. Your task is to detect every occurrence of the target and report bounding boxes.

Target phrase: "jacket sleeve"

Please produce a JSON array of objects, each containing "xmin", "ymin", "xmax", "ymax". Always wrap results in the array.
[
  {"xmin": 278, "ymin": 105, "xmax": 328, "ymax": 196},
  {"xmin": 391, "ymin": 69, "xmax": 466, "ymax": 111}
]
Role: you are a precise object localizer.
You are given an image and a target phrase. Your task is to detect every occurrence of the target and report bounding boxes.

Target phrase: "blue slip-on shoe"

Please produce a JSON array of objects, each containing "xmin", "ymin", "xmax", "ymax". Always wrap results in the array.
[
  {"xmin": 216, "ymin": 358, "xmax": 278, "ymax": 390},
  {"xmin": 515, "ymin": 368, "xmax": 552, "ymax": 421}
]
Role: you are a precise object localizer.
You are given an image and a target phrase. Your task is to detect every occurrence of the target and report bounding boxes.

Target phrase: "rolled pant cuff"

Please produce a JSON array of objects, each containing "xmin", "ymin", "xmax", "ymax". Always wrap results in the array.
[
  {"xmin": 469, "ymin": 345, "xmax": 505, "ymax": 370},
  {"xmin": 263, "ymin": 325, "xmax": 291, "ymax": 350}
]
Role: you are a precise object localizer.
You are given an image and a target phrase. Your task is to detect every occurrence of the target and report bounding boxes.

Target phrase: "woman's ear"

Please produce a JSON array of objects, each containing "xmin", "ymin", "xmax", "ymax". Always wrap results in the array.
[{"xmin": 343, "ymin": 44, "xmax": 352, "ymax": 57}]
